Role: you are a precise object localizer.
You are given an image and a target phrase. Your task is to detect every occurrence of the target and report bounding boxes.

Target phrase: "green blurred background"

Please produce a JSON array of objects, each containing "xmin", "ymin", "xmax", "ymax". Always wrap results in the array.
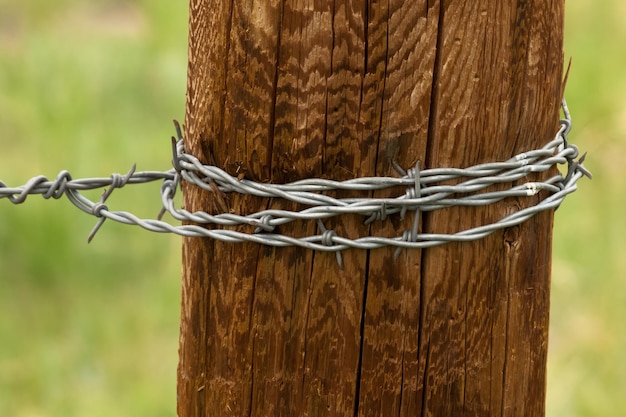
[{"xmin": 0, "ymin": 1, "xmax": 622, "ymax": 416}]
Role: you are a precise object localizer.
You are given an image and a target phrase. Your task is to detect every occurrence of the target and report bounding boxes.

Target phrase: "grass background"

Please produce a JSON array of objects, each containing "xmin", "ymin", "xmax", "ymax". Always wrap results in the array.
[{"xmin": 0, "ymin": 0, "xmax": 623, "ymax": 415}]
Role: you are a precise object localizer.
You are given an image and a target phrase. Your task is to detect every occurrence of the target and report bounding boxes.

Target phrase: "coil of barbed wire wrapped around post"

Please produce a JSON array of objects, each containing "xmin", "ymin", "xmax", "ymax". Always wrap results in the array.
[{"xmin": 0, "ymin": 100, "xmax": 592, "ymax": 253}]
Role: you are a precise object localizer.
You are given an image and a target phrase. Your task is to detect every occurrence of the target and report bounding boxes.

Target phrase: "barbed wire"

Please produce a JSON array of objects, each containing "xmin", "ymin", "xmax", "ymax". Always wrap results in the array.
[{"xmin": 0, "ymin": 101, "xmax": 591, "ymax": 263}]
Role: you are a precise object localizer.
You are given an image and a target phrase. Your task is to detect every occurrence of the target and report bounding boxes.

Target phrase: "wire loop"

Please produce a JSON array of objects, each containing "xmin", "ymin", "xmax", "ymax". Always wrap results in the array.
[{"xmin": 0, "ymin": 100, "xmax": 591, "ymax": 254}]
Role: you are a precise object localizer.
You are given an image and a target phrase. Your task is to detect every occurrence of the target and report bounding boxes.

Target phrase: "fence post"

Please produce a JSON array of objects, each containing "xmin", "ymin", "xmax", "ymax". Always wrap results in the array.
[{"xmin": 177, "ymin": 1, "xmax": 564, "ymax": 416}]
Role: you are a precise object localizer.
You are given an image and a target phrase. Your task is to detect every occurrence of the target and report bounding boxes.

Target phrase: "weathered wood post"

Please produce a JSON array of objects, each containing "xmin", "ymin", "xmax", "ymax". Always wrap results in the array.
[{"xmin": 178, "ymin": 1, "xmax": 563, "ymax": 416}]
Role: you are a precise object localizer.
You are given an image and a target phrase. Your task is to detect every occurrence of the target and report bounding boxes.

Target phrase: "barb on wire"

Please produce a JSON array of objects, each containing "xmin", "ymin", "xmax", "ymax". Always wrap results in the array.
[
  {"xmin": 87, "ymin": 164, "xmax": 136, "ymax": 243},
  {"xmin": 0, "ymin": 100, "xmax": 591, "ymax": 251}
]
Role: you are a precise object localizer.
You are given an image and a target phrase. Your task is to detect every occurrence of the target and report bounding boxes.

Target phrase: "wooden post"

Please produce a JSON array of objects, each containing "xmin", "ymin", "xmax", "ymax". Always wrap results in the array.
[{"xmin": 178, "ymin": 1, "xmax": 563, "ymax": 416}]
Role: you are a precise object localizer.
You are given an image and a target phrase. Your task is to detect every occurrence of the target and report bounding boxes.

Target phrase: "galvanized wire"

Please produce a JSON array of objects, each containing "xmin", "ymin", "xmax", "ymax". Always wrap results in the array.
[{"xmin": 0, "ymin": 101, "xmax": 591, "ymax": 254}]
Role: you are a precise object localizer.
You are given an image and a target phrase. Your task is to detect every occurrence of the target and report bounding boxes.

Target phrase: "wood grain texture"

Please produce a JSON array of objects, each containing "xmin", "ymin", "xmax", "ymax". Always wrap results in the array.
[{"xmin": 178, "ymin": 1, "xmax": 564, "ymax": 416}]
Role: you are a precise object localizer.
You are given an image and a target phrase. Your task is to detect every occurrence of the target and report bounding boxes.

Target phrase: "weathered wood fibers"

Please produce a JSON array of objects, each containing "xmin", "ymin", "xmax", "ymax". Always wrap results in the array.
[{"xmin": 178, "ymin": 1, "xmax": 563, "ymax": 416}]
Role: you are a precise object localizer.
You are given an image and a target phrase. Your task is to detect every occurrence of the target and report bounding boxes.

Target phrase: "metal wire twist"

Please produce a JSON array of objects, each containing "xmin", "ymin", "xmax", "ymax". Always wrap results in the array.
[{"xmin": 0, "ymin": 101, "xmax": 591, "ymax": 257}]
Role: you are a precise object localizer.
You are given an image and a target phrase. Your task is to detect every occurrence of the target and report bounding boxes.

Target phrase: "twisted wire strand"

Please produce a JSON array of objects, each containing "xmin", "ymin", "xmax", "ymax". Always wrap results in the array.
[{"xmin": 0, "ymin": 101, "xmax": 591, "ymax": 252}]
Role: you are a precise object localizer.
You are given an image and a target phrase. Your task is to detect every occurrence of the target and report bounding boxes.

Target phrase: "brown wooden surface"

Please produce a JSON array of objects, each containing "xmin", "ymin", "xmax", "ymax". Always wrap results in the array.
[{"xmin": 178, "ymin": 1, "xmax": 564, "ymax": 416}]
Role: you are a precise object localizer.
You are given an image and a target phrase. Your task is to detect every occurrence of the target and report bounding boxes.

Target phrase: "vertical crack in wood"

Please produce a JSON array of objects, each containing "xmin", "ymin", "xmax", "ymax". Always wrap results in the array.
[
  {"xmin": 321, "ymin": 0, "xmax": 338, "ymax": 173},
  {"xmin": 463, "ymin": 271, "xmax": 469, "ymax": 413},
  {"xmin": 505, "ymin": 0, "xmax": 532, "ymax": 153},
  {"xmin": 353, "ymin": 3, "xmax": 372, "ymax": 413},
  {"xmin": 362, "ymin": 0, "xmax": 369, "ymax": 91},
  {"xmin": 372, "ymin": 0, "xmax": 390, "ymax": 178},
  {"xmin": 247, "ymin": 244, "xmax": 264, "ymax": 417},
  {"xmin": 415, "ymin": 262, "xmax": 425, "ymax": 411},
  {"xmin": 301, "ymin": 246, "xmax": 316, "ymax": 403},
  {"xmin": 425, "ymin": 0, "xmax": 444, "ymax": 168},
  {"xmin": 421, "ymin": 337, "xmax": 431, "ymax": 417},
  {"xmin": 418, "ymin": 1, "xmax": 445, "ymax": 409},
  {"xmin": 500, "ymin": 258, "xmax": 513, "ymax": 416},
  {"xmin": 398, "ymin": 332, "xmax": 406, "ymax": 417},
  {"xmin": 268, "ymin": 0, "xmax": 285, "ymax": 180},
  {"xmin": 353, "ymin": 251, "xmax": 371, "ymax": 417},
  {"xmin": 248, "ymin": 323, "xmax": 256, "ymax": 417},
  {"xmin": 218, "ymin": 1, "xmax": 235, "ymax": 156}
]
